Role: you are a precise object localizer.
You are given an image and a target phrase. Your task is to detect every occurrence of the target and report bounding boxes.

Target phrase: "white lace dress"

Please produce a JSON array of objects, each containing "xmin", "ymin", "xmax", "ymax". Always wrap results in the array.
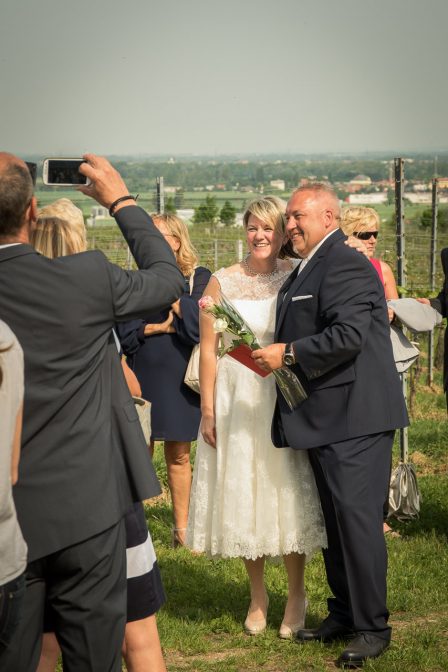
[{"xmin": 186, "ymin": 266, "xmax": 327, "ymax": 560}]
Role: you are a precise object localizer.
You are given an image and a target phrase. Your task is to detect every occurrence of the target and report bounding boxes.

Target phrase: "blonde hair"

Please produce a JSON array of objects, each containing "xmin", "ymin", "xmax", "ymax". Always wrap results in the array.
[
  {"xmin": 243, "ymin": 196, "xmax": 286, "ymax": 236},
  {"xmin": 31, "ymin": 217, "xmax": 87, "ymax": 258},
  {"xmin": 151, "ymin": 213, "xmax": 198, "ymax": 277},
  {"xmin": 38, "ymin": 198, "xmax": 85, "ymax": 239},
  {"xmin": 340, "ymin": 207, "xmax": 380, "ymax": 236}
]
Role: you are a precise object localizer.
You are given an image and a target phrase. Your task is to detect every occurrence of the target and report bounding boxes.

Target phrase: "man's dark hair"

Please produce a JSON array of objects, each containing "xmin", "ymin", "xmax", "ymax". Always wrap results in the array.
[{"xmin": 0, "ymin": 162, "xmax": 33, "ymax": 240}]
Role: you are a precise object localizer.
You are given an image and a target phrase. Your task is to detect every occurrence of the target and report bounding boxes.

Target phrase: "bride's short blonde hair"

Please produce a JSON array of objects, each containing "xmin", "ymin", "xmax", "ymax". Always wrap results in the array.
[{"xmin": 243, "ymin": 196, "xmax": 286, "ymax": 236}]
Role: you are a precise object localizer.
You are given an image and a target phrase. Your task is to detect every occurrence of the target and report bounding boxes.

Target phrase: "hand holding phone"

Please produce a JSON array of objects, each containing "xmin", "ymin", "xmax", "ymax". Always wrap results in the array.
[
  {"xmin": 77, "ymin": 154, "xmax": 133, "ymax": 211},
  {"xmin": 43, "ymin": 158, "xmax": 90, "ymax": 186}
]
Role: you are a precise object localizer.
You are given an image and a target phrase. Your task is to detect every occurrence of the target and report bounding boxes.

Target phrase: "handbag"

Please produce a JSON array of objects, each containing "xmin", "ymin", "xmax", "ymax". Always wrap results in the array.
[
  {"xmin": 183, "ymin": 269, "xmax": 201, "ymax": 394},
  {"xmin": 388, "ymin": 462, "xmax": 421, "ymax": 521},
  {"xmin": 132, "ymin": 396, "xmax": 151, "ymax": 444},
  {"xmin": 184, "ymin": 343, "xmax": 200, "ymax": 394},
  {"xmin": 390, "ymin": 324, "xmax": 420, "ymax": 373}
]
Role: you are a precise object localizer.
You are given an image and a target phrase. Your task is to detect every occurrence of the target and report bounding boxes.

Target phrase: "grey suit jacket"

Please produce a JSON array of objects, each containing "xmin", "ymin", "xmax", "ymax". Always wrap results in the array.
[{"xmin": 0, "ymin": 205, "xmax": 184, "ymax": 561}]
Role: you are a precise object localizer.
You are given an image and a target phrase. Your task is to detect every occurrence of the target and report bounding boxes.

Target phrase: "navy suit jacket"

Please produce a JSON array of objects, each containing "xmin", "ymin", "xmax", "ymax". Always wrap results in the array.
[{"xmin": 273, "ymin": 228, "xmax": 409, "ymax": 450}]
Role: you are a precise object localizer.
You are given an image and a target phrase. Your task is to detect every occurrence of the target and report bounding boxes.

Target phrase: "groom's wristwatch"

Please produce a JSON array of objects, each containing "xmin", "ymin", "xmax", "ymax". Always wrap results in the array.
[{"xmin": 283, "ymin": 342, "xmax": 296, "ymax": 366}]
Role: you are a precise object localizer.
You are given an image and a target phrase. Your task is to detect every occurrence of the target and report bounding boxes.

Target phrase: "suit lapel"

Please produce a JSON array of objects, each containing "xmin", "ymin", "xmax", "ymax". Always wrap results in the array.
[
  {"xmin": 276, "ymin": 262, "xmax": 301, "ymax": 321},
  {"xmin": 276, "ymin": 255, "xmax": 320, "ymax": 334},
  {"xmin": 275, "ymin": 229, "xmax": 345, "ymax": 336}
]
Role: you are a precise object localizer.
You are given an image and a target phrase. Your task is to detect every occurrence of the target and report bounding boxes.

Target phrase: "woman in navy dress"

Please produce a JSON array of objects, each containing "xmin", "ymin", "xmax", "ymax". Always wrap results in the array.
[{"xmin": 118, "ymin": 213, "xmax": 211, "ymax": 547}]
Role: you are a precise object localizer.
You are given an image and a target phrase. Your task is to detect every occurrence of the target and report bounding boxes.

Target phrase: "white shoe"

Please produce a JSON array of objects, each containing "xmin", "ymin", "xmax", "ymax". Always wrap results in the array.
[
  {"xmin": 244, "ymin": 595, "xmax": 269, "ymax": 636},
  {"xmin": 279, "ymin": 597, "xmax": 308, "ymax": 639}
]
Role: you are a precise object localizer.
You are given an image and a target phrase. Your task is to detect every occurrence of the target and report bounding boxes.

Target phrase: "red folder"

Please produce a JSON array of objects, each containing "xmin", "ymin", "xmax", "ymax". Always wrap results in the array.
[{"xmin": 226, "ymin": 344, "xmax": 270, "ymax": 377}]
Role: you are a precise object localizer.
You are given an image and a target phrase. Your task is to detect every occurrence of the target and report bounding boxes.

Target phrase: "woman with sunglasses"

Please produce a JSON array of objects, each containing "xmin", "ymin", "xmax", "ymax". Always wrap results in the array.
[{"xmin": 341, "ymin": 207, "xmax": 398, "ymax": 305}]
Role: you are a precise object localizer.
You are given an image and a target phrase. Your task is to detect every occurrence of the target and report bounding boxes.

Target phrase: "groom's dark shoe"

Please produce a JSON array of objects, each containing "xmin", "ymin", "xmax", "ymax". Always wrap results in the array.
[
  {"xmin": 295, "ymin": 616, "xmax": 353, "ymax": 644},
  {"xmin": 337, "ymin": 632, "xmax": 390, "ymax": 668}
]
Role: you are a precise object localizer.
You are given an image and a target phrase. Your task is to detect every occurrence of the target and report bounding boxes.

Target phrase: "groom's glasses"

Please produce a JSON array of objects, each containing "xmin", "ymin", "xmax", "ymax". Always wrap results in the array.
[{"xmin": 354, "ymin": 231, "xmax": 379, "ymax": 240}]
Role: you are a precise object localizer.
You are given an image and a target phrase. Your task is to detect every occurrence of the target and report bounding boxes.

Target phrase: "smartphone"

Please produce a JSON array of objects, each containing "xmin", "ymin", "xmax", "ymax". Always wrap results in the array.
[{"xmin": 42, "ymin": 158, "xmax": 90, "ymax": 186}]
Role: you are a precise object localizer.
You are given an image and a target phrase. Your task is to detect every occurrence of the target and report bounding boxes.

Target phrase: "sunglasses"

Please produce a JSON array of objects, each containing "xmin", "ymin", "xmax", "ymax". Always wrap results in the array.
[{"xmin": 354, "ymin": 231, "xmax": 379, "ymax": 240}]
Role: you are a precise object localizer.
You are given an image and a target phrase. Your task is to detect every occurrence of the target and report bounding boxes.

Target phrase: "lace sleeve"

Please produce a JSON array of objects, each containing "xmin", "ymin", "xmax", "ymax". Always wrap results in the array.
[{"xmin": 213, "ymin": 264, "xmax": 294, "ymax": 300}]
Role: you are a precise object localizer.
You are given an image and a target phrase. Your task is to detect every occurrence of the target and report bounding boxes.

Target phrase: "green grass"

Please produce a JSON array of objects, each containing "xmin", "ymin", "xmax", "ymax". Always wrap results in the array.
[
  {"xmin": 145, "ymin": 364, "xmax": 447, "ymax": 672},
  {"xmin": 50, "ymin": 363, "xmax": 447, "ymax": 671}
]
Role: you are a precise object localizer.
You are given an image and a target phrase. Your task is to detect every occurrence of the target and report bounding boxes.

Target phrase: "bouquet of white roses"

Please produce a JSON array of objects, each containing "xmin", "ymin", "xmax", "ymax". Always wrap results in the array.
[{"xmin": 198, "ymin": 293, "xmax": 308, "ymax": 411}]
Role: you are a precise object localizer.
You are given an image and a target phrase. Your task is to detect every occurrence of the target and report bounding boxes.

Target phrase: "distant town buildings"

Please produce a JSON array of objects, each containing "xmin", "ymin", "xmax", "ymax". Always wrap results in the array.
[
  {"xmin": 349, "ymin": 175, "xmax": 372, "ymax": 186},
  {"xmin": 346, "ymin": 193, "xmax": 387, "ymax": 205},
  {"xmin": 87, "ymin": 206, "xmax": 109, "ymax": 226},
  {"xmin": 346, "ymin": 175, "xmax": 373, "ymax": 193},
  {"xmin": 176, "ymin": 208, "xmax": 195, "ymax": 223}
]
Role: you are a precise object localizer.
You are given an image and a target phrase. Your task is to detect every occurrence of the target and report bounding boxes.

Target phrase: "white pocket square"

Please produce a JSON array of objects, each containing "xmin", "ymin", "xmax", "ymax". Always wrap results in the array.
[{"xmin": 292, "ymin": 294, "xmax": 313, "ymax": 302}]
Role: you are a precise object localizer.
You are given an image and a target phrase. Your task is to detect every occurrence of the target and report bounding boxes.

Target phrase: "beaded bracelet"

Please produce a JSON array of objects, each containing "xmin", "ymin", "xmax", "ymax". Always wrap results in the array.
[{"xmin": 109, "ymin": 194, "xmax": 139, "ymax": 217}]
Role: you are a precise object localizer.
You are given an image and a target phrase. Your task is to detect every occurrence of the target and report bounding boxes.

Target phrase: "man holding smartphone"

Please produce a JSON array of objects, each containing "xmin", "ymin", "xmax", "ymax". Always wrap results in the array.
[{"xmin": 0, "ymin": 153, "xmax": 184, "ymax": 671}]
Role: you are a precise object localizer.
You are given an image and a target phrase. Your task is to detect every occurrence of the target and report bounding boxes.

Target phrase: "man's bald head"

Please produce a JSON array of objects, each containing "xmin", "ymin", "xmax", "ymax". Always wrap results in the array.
[
  {"xmin": 0, "ymin": 152, "xmax": 35, "ymax": 242},
  {"xmin": 285, "ymin": 183, "xmax": 341, "ymax": 258},
  {"xmin": 290, "ymin": 183, "xmax": 341, "ymax": 218}
]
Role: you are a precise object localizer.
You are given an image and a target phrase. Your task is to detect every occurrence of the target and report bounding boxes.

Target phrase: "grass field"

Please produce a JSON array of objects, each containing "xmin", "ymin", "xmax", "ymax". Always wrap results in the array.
[{"xmin": 145, "ymin": 359, "xmax": 447, "ymax": 672}]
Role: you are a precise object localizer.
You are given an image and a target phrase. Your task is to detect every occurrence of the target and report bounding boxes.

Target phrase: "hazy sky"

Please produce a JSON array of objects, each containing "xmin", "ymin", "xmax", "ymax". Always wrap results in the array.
[{"xmin": 1, "ymin": 0, "xmax": 447, "ymax": 156}]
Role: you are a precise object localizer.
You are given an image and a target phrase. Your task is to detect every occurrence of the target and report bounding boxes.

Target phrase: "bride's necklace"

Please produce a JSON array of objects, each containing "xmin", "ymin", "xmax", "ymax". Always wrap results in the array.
[{"xmin": 242, "ymin": 255, "xmax": 278, "ymax": 279}]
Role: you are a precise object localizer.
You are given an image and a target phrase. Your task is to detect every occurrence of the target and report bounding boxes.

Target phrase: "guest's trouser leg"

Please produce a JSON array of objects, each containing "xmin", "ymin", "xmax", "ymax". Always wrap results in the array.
[
  {"xmin": 0, "ymin": 573, "xmax": 27, "ymax": 656},
  {"xmin": 383, "ymin": 457, "xmax": 393, "ymax": 524},
  {"xmin": 1, "ymin": 519, "xmax": 126, "ymax": 672},
  {"xmin": 0, "ymin": 563, "xmax": 46, "ymax": 671},
  {"xmin": 308, "ymin": 432, "xmax": 393, "ymax": 638}
]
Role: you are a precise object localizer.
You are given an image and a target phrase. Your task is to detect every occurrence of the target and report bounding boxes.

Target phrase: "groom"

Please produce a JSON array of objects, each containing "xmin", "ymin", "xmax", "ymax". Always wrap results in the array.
[{"xmin": 253, "ymin": 183, "xmax": 408, "ymax": 668}]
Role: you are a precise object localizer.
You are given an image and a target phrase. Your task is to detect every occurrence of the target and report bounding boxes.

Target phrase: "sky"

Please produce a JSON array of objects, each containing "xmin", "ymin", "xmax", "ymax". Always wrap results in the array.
[{"xmin": 1, "ymin": 0, "xmax": 447, "ymax": 157}]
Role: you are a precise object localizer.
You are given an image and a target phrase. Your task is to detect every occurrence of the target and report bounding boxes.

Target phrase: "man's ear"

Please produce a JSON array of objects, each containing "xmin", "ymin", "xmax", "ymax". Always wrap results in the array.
[
  {"xmin": 322, "ymin": 208, "xmax": 333, "ymax": 229},
  {"xmin": 28, "ymin": 196, "xmax": 38, "ymax": 228},
  {"xmin": 324, "ymin": 207, "xmax": 340, "ymax": 230}
]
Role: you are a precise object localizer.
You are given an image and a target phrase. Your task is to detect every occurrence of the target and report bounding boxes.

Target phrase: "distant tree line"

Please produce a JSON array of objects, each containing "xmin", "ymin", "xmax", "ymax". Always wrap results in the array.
[{"xmin": 113, "ymin": 158, "xmax": 448, "ymax": 192}]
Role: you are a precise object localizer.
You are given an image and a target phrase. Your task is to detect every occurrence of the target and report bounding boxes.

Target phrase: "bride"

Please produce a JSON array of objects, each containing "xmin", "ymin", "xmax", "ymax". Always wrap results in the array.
[{"xmin": 186, "ymin": 196, "xmax": 327, "ymax": 638}]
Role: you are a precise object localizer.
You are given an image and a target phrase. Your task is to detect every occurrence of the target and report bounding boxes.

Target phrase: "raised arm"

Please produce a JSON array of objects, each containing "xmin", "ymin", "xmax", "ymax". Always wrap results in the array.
[{"xmin": 79, "ymin": 154, "xmax": 185, "ymax": 319}]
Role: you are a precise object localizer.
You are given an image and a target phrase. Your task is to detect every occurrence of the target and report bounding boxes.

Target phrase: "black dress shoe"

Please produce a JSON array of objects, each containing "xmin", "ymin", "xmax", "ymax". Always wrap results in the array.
[
  {"xmin": 337, "ymin": 632, "xmax": 390, "ymax": 668},
  {"xmin": 295, "ymin": 616, "xmax": 353, "ymax": 643}
]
